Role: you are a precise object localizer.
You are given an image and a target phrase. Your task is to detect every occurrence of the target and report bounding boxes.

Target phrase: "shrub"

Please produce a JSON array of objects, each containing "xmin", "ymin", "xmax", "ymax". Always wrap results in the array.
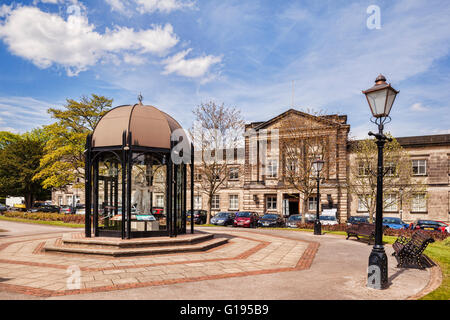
[{"xmin": 3, "ymin": 211, "xmax": 84, "ymax": 224}]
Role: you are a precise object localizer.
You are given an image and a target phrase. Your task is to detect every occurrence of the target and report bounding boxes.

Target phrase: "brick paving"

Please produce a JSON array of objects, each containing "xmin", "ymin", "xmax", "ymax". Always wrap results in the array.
[{"xmin": 0, "ymin": 228, "xmax": 317, "ymax": 297}]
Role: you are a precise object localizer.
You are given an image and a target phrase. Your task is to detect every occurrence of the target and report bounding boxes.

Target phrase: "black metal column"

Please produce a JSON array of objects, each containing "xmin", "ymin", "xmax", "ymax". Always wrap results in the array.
[
  {"xmin": 190, "ymin": 143, "xmax": 194, "ymax": 234},
  {"xmin": 84, "ymin": 134, "xmax": 92, "ymax": 237},
  {"xmin": 127, "ymin": 132, "xmax": 132, "ymax": 239},
  {"xmin": 167, "ymin": 153, "xmax": 173, "ymax": 237},
  {"xmin": 314, "ymin": 173, "xmax": 322, "ymax": 235},
  {"xmin": 93, "ymin": 158, "xmax": 99, "ymax": 237},
  {"xmin": 173, "ymin": 163, "xmax": 178, "ymax": 237},
  {"xmin": 367, "ymin": 126, "xmax": 391, "ymax": 290},
  {"xmin": 183, "ymin": 162, "xmax": 187, "ymax": 234},
  {"xmin": 121, "ymin": 131, "xmax": 126, "ymax": 239}
]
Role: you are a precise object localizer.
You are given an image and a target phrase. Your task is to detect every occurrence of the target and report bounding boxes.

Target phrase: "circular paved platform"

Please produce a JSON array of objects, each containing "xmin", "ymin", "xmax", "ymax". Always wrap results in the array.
[{"xmin": 0, "ymin": 221, "xmax": 438, "ymax": 300}]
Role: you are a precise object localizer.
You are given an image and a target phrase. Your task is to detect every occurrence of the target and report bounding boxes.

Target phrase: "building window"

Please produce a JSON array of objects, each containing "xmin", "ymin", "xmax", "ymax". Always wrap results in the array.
[
  {"xmin": 58, "ymin": 196, "xmax": 63, "ymax": 206},
  {"xmin": 385, "ymin": 194, "xmax": 398, "ymax": 212},
  {"xmin": 229, "ymin": 195, "xmax": 239, "ymax": 210},
  {"xmin": 211, "ymin": 195, "xmax": 220, "ymax": 210},
  {"xmin": 194, "ymin": 172, "xmax": 202, "ymax": 181},
  {"xmin": 357, "ymin": 195, "xmax": 370, "ymax": 212},
  {"xmin": 412, "ymin": 160, "xmax": 427, "ymax": 176},
  {"xmin": 194, "ymin": 195, "xmax": 202, "ymax": 210},
  {"xmin": 308, "ymin": 196, "xmax": 318, "ymax": 211},
  {"xmin": 286, "ymin": 159, "xmax": 297, "ymax": 173},
  {"xmin": 412, "ymin": 193, "xmax": 427, "ymax": 212},
  {"xmin": 266, "ymin": 196, "xmax": 277, "ymax": 210},
  {"xmin": 358, "ymin": 162, "xmax": 370, "ymax": 176},
  {"xmin": 66, "ymin": 195, "xmax": 73, "ymax": 206},
  {"xmin": 229, "ymin": 167, "xmax": 239, "ymax": 180},
  {"xmin": 385, "ymin": 162, "xmax": 396, "ymax": 176},
  {"xmin": 155, "ymin": 194, "xmax": 164, "ymax": 207},
  {"xmin": 267, "ymin": 160, "xmax": 278, "ymax": 178}
]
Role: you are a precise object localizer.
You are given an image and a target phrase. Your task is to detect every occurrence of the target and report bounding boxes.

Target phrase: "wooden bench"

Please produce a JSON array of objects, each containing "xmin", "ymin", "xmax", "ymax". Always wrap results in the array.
[
  {"xmin": 392, "ymin": 230, "xmax": 435, "ymax": 269},
  {"xmin": 346, "ymin": 222, "xmax": 376, "ymax": 245}
]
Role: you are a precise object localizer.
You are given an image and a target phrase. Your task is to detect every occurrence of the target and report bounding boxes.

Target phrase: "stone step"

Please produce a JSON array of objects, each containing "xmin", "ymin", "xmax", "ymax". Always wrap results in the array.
[
  {"xmin": 61, "ymin": 233, "xmax": 214, "ymax": 249},
  {"xmin": 44, "ymin": 237, "xmax": 228, "ymax": 257}
]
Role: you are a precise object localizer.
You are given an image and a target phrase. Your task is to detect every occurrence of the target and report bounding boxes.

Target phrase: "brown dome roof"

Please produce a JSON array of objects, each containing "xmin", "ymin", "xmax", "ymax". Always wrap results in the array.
[{"xmin": 92, "ymin": 103, "xmax": 182, "ymax": 149}]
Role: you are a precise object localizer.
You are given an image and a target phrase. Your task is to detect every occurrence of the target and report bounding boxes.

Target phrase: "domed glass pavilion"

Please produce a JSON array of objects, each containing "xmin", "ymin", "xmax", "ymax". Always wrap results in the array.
[{"xmin": 84, "ymin": 100, "xmax": 194, "ymax": 239}]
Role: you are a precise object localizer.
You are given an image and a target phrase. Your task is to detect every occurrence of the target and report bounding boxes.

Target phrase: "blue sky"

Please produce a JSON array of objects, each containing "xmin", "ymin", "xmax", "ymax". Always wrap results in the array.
[{"xmin": 0, "ymin": 0, "xmax": 449, "ymax": 139}]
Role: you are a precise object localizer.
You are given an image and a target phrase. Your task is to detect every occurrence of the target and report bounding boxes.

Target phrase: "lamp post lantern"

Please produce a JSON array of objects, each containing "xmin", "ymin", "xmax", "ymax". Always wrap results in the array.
[
  {"xmin": 312, "ymin": 159, "xmax": 325, "ymax": 235},
  {"xmin": 363, "ymin": 74, "xmax": 399, "ymax": 290}
]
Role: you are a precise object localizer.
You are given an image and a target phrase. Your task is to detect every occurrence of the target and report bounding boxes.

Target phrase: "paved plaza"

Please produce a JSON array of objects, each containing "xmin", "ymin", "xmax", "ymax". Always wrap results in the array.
[{"xmin": 0, "ymin": 221, "xmax": 439, "ymax": 300}]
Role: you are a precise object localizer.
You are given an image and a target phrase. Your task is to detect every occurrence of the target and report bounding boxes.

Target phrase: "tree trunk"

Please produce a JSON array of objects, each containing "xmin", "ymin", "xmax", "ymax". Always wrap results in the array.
[
  {"xmin": 301, "ymin": 197, "xmax": 307, "ymax": 223},
  {"xmin": 24, "ymin": 193, "xmax": 33, "ymax": 210},
  {"xmin": 207, "ymin": 195, "xmax": 212, "ymax": 225}
]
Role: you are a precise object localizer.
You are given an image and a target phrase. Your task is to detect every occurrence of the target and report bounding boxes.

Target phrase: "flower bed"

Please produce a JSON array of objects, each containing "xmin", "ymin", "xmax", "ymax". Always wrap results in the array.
[{"xmin": 2, "ymin": 211, "xmax": 85, "ymax": 224}]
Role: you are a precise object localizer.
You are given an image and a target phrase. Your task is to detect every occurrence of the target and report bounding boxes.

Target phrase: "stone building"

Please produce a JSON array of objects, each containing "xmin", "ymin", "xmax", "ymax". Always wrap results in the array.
[
  {"xmin": 188, "ymin": 109, "xmax": 450, "ymax": 223},
  {"xmin": 52, "ymin": 108, "xmax": 450, "ymax": 223}
]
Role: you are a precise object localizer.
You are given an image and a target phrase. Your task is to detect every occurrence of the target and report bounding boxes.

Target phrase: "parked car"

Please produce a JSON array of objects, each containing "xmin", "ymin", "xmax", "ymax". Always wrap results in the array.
[
  {"xmin": 233, "ymin": 211, "xmax": 259, "ymax": 228},
  {"xmin": 60, "ymin": 206, "xmax": 75, "ymax": 214},
  {"xmin": 286, "ymin": 214, "xmax": 302, "ymax": 228},
  {"xmin": 257, "ymin": 214, "xmax": 285, "ymax": 227},
  {"xmin": 436, "ymin": 221, "xmax": 449, "ymax": 233},
  {"xmin": 152, "ymin": 207, "xmax": 164, "ymax": 216},
  {"xmin": 28, "ymin": 204, "xmax": 60, "ymax": 213},
  {"xmin": 75, "ymin": 204, "xmax": 85, "ymax": 215},
  {"xmin": 0, "ymin": 203, "xmax": 7, "ymax": 213},
  {"xmin": 382, "ymin": 217, "xmax": 408, "ymax": 230},
  {"xmin": 410, "ymin": 219, "xmax": 447, "ymax": 233},
  {"xmin": 347, "ymin": 215, "xmax": 369, "ymax": 225},
  {"xmin": 211, "ymin": 212, "xmax": 235, "ymax": 226},
  {"xmin": 319, "ymin": 215, "xmax": 338, "ymax": 225},
  {"xmin": 186, "ymin": 210, "xmax": 207, "ymax": 224}
]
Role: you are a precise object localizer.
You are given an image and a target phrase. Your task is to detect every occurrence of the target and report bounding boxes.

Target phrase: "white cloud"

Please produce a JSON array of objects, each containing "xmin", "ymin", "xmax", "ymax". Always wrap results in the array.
[
  {"xmin": 0, "ymin": 96, "xmax": 56, "ymax": 133},
  {"xmin": 135, "ymin": 0, "xmax": 194, "ymax": 14},
  {"xmin": 105, "ymin": 0, "xmax": 133, "ymax": 16},
  {"xmin": 410, "ymin": 102, "xmax": 429, "ymax": 112},
  {"xmin": 0, "ymin": 5, "xmax": 11, "ymax": 17},
  {"xmin": 162, "ymin": 48, "xmax": 221, "ymax": 78},
  {"xmin": 0, "ymin": 6, "xmax": 179, "ymax": 76}
]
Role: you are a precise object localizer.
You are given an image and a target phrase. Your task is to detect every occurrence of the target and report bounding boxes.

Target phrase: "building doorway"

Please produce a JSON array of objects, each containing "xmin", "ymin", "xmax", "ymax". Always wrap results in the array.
[{"xmin": 283, "ymin": 194, "xmax": 299, "ymax": 217}]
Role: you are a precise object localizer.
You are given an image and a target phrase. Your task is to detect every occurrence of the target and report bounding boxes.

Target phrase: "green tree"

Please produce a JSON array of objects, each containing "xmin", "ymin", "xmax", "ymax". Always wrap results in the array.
[
  {"xmin": 34, "ymin": 94, "xmax": 113, "ymax": 189},
  {"xmin": 0, "ymin": 130, "xmax": 50, "ymax": 209}
]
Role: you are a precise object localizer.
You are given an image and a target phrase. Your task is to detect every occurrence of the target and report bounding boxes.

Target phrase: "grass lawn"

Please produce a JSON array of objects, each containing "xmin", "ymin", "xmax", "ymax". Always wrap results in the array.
[{"xmin": 0, "ymin": 215, "xmax": 84, "ymax": 228}]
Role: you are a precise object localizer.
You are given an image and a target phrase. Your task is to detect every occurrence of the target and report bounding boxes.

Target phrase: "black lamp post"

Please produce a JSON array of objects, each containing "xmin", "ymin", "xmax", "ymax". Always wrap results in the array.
[
  {"xmin": 363, "ymin": 74, "xmax": 399, "ymax": 290},
  {"xmin": 312, "ymin": 159, "xmax": 325, "ymax": 235}
]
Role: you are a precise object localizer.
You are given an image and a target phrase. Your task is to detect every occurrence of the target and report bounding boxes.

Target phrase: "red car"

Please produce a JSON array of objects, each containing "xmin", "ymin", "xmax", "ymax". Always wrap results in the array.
[{"xmin": 233, "ymin": 211, "xmax": 259, "ymax": 228}]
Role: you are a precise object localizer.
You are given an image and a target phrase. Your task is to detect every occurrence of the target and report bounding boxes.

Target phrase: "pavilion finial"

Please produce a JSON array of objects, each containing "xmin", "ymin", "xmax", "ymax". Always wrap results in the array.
[{"xmin": 138, "ymin": 93, "xmax": 143, "ymax": 105}]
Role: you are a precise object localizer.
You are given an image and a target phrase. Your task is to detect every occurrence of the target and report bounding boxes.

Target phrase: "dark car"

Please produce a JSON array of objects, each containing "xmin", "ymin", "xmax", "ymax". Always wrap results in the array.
[
  {"xmin": 411, "ymin": 219, "xmax": 448, "ymax": 233},
  {"xmin": 258, "ymin": 214, "xmax": 285, "ymax": 228},
  {"xmin": 211, "ymin": 212, "xmax": 235, "ymax": 226},
  {"xmin": 286, "ymin": 214, "xmax": 302, "ymax": 228},
  {"xmin": 382, "ymin": 217, "xmax": 408, "ymax": 230},
  {"xmin": 0, "ymin": 203, "xmax": 6, "ymax": 213},
  {"xmin": 233, "ymin": 211, "xmax": 259, "ymax": 228},
  {"xmin": 152, "ymin": 207, "xmax": 164, "ymax": 216},
  {"xmin": 186, "ymin": 210, "xmax": 207, "ymax": 224},
  {"xmin": 28, "ymin": 204, "xmax": 60, "ymax": 213},
  {"xmin": 347, "ymin": 216, "xmax": 369, "ymax": 225}
]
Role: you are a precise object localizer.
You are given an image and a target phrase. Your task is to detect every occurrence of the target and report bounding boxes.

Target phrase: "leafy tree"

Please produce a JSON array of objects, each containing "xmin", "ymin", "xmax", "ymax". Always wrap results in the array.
[
  {"xmin": 34, "ymin": 94, "xmax": 113, "ymax": 189},
  {"xmin": 0, "ymin": 130, "xmax": 50, "ymax": 209},
  {"xmin": 348, "ymin": 134, "xmax": 426, "ymax": 222}
]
